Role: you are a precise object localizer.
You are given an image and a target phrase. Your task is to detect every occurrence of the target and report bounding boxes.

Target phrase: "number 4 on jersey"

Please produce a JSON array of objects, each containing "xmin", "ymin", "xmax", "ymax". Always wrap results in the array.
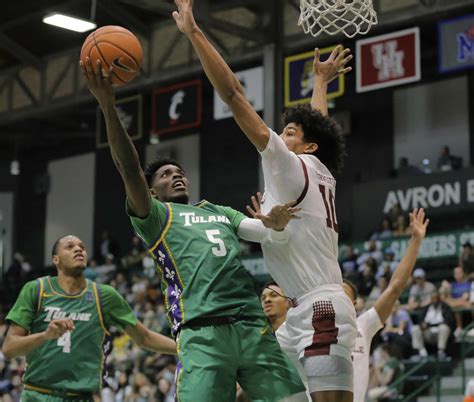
[
  {"xmin": 57, "ymin": 331, "xmax": 72, "ymax": 353},
  {"xmin": 319, "ymin": 184, "xmax": 338, "ymax": 233}
]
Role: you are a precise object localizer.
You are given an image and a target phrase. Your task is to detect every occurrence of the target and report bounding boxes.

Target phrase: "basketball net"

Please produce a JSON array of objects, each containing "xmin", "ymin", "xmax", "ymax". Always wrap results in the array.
[{"xmin": 298, "ymin": 0, "xmax": 378, "ymax": 38}]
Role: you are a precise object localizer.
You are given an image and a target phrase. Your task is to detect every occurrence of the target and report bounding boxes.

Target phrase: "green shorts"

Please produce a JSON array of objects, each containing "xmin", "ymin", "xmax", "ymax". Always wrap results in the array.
[
  {"xmin": 21, "ymin": 389, "xmax": 93, "ymax": 402},
  {"xmin": 176, "ymin": 319, "xmax": 305, "ymax": 402}
]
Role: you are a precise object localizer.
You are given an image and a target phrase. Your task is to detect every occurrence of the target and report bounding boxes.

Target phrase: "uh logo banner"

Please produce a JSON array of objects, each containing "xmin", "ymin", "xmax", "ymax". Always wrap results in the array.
[
  {"xmin": 356, "ymin": 27, "xmax": 421, "ymax": 93},
  {"xmin": 151, "ymin": 80, "xmax": 202, "ymax": 140},
  {"xmin": 438, "ymin": 14, "xmax": 474, "ymax": 74},
  {"xmin": 284, "ymin": 45, "xmax": 345, "ymax": 107}
]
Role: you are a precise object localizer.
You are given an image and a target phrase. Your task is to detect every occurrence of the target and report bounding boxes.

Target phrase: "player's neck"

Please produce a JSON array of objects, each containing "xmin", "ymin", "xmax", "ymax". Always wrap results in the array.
[
  {"xmin": 270, "ymin": 316, "xmax": 286, "ymax": 332},
  {"xmin": 56, "ymin": 275, "xmax": 87, "ymax": 295}
]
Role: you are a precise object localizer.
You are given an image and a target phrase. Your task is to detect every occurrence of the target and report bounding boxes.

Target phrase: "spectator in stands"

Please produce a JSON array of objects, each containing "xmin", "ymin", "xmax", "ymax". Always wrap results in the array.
[
  {"xmin": 440, "ymin": 266, "xmax": 472, "ymax": 338},
  {"xmin": 397, "ymin": 156, "xmax": 422, "ymax": 177},
  {"xmin": 437, "ymin": 145, "xmax": 463, "ymax": 171},
  {"xmin": 356, "ymin": 257, "xmax": 377, "ymax": 297},
  {"xmin": 83, "ymin": 258, "xmax": 99, "ymax": 281},
  {"xmin": 357, "ymin": 240, "xmax": 383, "ymax": 267},
  {"xmin": 381, "ymin": 301, "xmax": 413, "ymax": 358},
  {"xmin": 388, "ymin": 203, "xmax": 404, "ymax": 228},
  {"xmin": 122, "ymin": 236, "xmax": 146, "ymax": 270},
  {"xmin": 99, "ymin": 230, "xmax": 120, "ymax": 264},
  {"xmin": 407, "ymin": 268, "xmax": 436, "ymax": 311},
  {"xmin": 95, "ymin": 253, "xmax": 117, "ymax": 283},
  {"xmin": 460, "ymin": 242, "xmax": 474, "ymax": 279},
  {"xmin": 370, "ymin": 217, "xmax": 393, "ymax": 241},
  {"xmin": 367, "ymin": 343, "xmax": 404, "ymax": 401},
  {"xmin": 367, "ymin": 276, "xmax": 389, "ymax": 307},
  {"xmin": 340, "ymin": 243, "xmax": 359, "ymax": 276},
  {"xmin": 411, "ymin": 290, "xmax": 455, "ymax": 359},
  {"xmin": 376, "ymin": 248, "xmax": 399, "ymax": 279},
  {"xmin": 393, "ymin": 215, "xmax": 411, "ymax": 237}
]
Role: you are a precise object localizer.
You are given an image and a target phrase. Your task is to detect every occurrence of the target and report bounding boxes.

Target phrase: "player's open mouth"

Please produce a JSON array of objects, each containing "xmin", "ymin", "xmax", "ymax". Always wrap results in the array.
[
  {"xmin": 172, "ymin": 180, "xmax": 186, "ymax": 190},
  {"xmin": 74, "ymin": 255, "xmax": 85, "ymax": 261}
]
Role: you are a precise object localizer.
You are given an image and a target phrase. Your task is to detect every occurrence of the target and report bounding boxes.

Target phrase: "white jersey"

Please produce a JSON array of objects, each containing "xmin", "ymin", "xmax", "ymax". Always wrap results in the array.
[
  {"xmin": 260, "ymin": 128, "xmax": 343, "ymax": 298},
  {"xmin": 353, "ymin": 308, "xmax": 383, "ymax": 402}
]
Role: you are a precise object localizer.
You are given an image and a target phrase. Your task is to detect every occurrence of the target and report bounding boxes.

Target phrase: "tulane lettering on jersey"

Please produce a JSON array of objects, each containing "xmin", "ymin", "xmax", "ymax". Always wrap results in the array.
[
  {"xmin": 131, "ymin": 199, "xmax": 264, "ymax": 336},
  {"xmin": 44, "ymin": 306, "xmax": 92, "ymax": 322},
  {"xmin": 179, "ymin": 212, "xmax": 231, "ymax": 226}
]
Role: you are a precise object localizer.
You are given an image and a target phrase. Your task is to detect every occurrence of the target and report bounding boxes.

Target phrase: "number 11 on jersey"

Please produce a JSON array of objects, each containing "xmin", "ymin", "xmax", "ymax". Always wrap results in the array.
[{"xmin": 319, "ymin": 184, "xmax": 338, "ymax": 233}]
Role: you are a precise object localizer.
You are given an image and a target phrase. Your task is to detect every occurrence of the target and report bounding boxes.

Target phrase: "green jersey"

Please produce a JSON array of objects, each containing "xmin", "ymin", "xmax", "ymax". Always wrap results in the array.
[
  {"xmin": 129, "ymin": 199, "xmax": 264, "ymax": 334},
  {"xmin": 6, "ymin": 276, "xmax": 137, "ymax": 393}
]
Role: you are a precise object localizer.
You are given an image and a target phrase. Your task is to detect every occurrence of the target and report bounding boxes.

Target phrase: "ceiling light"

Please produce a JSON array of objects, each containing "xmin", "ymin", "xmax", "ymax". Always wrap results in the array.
[{"xmin": 43, "ymin": 13, "xmax": 96, "ymax": 33}]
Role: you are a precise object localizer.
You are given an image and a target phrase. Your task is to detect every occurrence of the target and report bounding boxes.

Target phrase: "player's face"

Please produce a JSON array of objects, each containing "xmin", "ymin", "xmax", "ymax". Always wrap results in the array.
[
  {"xmin": 260, "ymin": 285, "xmax": 290, "ymax": 319},
  {"xmin": 280, "ymin": 123, "xmax": 317, "ymax": 155},
  {"xmin": 53, "ymin": 236, "xmax": 87, "ymax": 275},
  {"xmin": 151, "ymin": 164, "xmax": 190, "ymax": 204}
]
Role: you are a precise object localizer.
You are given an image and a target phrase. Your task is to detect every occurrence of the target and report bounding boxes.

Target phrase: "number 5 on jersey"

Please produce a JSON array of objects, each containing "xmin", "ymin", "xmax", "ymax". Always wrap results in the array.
[
  {"xmin": 206, "ymin": 230, "xmax": 227, "ymax": 257},
  {"xmin": 319, "ymin": 184, "xmax": 338, "ymax": 233}
]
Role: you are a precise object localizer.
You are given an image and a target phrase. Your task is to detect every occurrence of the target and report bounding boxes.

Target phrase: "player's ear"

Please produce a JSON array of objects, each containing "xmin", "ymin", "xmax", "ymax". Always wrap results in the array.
[
  {"xmin": 149, "ymin": 188, "xmax": 156, "ymax": 196},
  {"xmin": 304, "ymin": 142, "xmax": 318, "ymax": 154},
  {"xmin": 52, "ymin": 255, "xmax": 60, "ymax": 266}
]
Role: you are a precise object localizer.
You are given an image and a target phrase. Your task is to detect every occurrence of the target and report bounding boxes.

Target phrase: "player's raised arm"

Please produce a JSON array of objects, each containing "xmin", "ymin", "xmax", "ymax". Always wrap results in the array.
[
  {"xmin": 80, "ymin": 58, "xmax": 151, "ymax": 218},
  {"xmin": 173, "ymin": 0, "xmax": 269, "ymax": 151},
  {"xmin": 374, "ymin": 209, "xmax": 429, "ymax": 323},
  {"xmin": 311, "ymin": 46, "xmax": 352, "ymax": 116}
]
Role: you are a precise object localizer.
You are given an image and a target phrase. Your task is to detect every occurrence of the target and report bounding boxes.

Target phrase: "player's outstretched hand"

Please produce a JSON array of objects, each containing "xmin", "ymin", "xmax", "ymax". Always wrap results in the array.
[
  {"xmin": 409, "ymin": 208, "xmax": 429, "ymax": 241},
  {"xmin": 246, "ymin": 192, "xmax": 301, "ymax": 231},
  {"xmin": 80, "ymin": 58, "xmax": 115, "ymax": 107},
  {"xmin": 173, "ymin": 0, "xmax": 198, "ymax": 34},
  {"xmin": 313, "ymin": 45, "xmax": 353, "ymax": 84},
  {"xmin": 44, "ymin": 319, "xmax": 75, "ymax": 340}
]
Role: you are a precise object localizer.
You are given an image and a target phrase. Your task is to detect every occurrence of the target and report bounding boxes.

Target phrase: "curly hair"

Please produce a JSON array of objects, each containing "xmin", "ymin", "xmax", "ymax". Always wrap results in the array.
[
  {"xmin": 144, "ymin": 158, "xmax": 184, "ymax": 186},
  {"xmin": 284, "ymin": 104, "xmax": 347, "ymax": 175}
]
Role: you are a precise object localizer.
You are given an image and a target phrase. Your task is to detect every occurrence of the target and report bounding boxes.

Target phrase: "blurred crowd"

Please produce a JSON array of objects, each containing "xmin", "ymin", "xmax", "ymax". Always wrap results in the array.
[{"xmin": 1, "ymin": 214, "xmax": 474, "ymax": 401}]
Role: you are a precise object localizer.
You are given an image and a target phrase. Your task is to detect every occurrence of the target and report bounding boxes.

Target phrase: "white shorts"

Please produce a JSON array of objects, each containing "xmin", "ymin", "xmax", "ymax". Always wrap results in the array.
[{"xmin": 282, "ymin": 284, "xmax": 357, "ymax": 392}]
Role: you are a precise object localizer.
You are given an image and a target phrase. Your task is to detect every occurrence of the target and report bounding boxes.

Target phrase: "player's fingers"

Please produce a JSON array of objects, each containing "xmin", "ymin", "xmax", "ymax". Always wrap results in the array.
[
  {"xmin": 418, "ymin": 208, "xmax": 425, "ymax": 222},
  {"xmin": 85, "ymin": 57, "xmax": 94, "ymax": 75},
  {"xmin": 341, "ymin": 54, "xmax": 353, "ymax": 66},
  {"xmin": 424, "ymin": 218, "xmax": 430, "ymax": 228},
  {"xmin": 288, "ymin": 207, "xmax": 302, "ymax": 214},
  {"xmin": 251, "ymin": 196, "xmax": 260, "ymax": 211},
  {"xmin": 246, "ymin": 205, "xmax": 256, "ymax": 217},
  {"xmin": 314, "ymin": 48, "xmax": 321, "ymax": 63},
  {"xmin": 335, "ymin": 47, "xmax": 348, "ymax": 63},
  {"xmin": 256, "ymin": 192, "xmax": 263, "ymax": 203},
  {"xmin": 289, "ymin": 214, "xmax": 301, "ymax": 220},
  {"xmin": 284, "ymin": 200, "xmax": 298, "ymax": 208},
  {"xmin": 338, "ymin": 67, "xmax": 352, "ymax": 75},
  {"xmin": 328, "ymin": 45, "xmax": 340, "ymax": 61}
]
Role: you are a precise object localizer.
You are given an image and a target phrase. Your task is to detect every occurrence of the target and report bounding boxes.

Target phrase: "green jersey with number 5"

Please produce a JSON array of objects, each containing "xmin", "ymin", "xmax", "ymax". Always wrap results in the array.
[
  {"xmin": 129, "ymin": 199, "xmax": 264, "ymax": 333},
  {"xmin": 6, "ymin": 276, "xmax": 137, "ymax": 393}
]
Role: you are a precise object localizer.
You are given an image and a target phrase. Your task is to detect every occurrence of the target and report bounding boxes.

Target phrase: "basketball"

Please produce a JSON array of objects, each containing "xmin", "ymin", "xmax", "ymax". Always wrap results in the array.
[{"xmin": 80, "ymin": 25, "xmax": 143, "ymax": 86}]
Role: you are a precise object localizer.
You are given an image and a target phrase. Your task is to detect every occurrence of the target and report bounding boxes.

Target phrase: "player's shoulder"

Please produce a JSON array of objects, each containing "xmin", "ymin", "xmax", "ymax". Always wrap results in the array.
[
  {"xmin": 95, "ymin": 282, "xmax": 122, "ymax": 300},
  {"xmin": 300, "ymin": 154, "xmax": 336, "ymax": 185}
]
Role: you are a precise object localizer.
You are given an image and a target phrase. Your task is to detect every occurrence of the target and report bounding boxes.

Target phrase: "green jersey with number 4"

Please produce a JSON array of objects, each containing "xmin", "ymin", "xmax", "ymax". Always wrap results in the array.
[
  {"xmin": 129, "ymin": 199, "xmax": 264, "ymax": 333},
  {"xmin": 6, "ymin": 276, "xmax": 137, "ymax": 393}
]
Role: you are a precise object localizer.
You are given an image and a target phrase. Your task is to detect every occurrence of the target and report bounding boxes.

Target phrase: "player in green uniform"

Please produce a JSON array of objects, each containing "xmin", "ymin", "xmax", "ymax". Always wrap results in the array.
[
  {"xmin": 2, "ymin": 235, "xmax": 176, "ymax": 402},
  {"xmin": 81, "ymin": 55, "xmax": 306, "ymax": 401}
]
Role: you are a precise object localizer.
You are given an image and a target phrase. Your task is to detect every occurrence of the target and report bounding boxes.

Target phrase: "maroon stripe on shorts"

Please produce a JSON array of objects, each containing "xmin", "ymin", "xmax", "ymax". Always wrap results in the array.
[{"xmin": 304, "ymin": 300, "xmax": 339, "ymax": 357}]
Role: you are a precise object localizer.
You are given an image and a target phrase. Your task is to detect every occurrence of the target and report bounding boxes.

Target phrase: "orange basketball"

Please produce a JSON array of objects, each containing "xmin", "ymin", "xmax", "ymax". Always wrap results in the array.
[{"xmin": 80, "ymin": 25, "xmax": 143, "ymax": 86}]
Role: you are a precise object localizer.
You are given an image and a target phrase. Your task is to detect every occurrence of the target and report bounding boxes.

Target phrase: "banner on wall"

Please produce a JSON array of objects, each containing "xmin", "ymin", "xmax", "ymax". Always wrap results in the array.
[
  {"xmin": 96, "ymin": 95, "xmax": 142, "ymax": 149},
  {"xmin": 151, "ymin": 80, "xmax": 202, "ymax": 137},
  {"xmin": 284, "ymin": 45, "xmax": 345, "ymax": 107},
  {"xmin": 214, "ymin": 66, "xmax": 263, "ymax": 120},
  {"xmin": 438, "ymin": 14, "xmax": 474, "ymax": 73},
  {"xmin": 356, "ymin": 27, "xmax": 420, "ymax": 93}
]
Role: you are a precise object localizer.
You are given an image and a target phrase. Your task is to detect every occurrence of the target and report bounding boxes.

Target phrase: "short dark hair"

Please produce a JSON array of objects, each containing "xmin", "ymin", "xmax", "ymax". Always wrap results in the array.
[
  {"xmin": 51, "ymin": 235, "xmax": 68, "ymax": 257},
  {"xmin": 263, "ymin": 281, "xmax": 280, "ymax": 289},
  {"xmin": 144, "ymin": 158, "xmax": 184, "ymax": 186},
  {"xmin": 284, "ymin": 104, "xmax": 347, "ymax": 175}
]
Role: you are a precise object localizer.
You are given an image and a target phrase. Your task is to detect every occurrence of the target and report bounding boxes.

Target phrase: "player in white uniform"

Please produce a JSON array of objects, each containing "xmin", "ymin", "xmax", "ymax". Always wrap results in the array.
[
  {"xmin": 342, "ymin": 208, "xmax": 429, "ymax": 402},
  {"xmin": 173, "ymin": 1, "xmax": 355, "ymax": 401}
]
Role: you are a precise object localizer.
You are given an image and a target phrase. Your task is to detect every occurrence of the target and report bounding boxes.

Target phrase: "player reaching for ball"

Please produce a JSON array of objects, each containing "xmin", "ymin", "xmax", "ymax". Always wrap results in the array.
[
  {"xmin": 80, "ymin": 57, "xmax": 305, "ymax": 401},
  {"xmin": 174, "ymin": 1, "xmax": 355, "ymax": 401},
  {"xmin": 2, "ymin": 235, "xmax": 176, "ymax": 402}
]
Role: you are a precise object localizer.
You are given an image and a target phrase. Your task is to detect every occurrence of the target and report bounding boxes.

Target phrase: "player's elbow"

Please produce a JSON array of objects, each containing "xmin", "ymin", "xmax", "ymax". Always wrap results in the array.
[
  {"xmin": 223, "ymin": 84, "xmax": 245, "ymax": 106},
  {"xmin": 2, "ymin": 343, "xmax": 16, "ymax": 360}
]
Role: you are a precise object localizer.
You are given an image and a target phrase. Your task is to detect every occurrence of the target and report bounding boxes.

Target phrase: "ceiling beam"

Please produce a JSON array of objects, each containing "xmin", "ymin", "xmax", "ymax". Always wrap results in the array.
[
  {"xmin": 99, "ymin": 0, "xmax": 151, "ymax": 37},
  {"xmin": 0, "ymin": 33, "xmax": 42, "ymax": 70}
]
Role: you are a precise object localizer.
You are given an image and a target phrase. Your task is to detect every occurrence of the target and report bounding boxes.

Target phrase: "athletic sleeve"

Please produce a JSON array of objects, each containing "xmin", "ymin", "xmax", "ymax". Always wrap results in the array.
[
  {"xmin": 99, "ymin": 284, "xmax": 138, "ymax": 332},
  {"xmin": 5, "ymin": 280, "xmax": 39, "ymax": 332},
  {"xmin": 237, "ymin": 218, "xmax": 289, "ymax": 244},
  {"xmin": 358, "ymin": 307, "xmax": 383, "ymax": 341},
  {"xmin": 127, "ymin": 197, "xmax": 168, "ymax": 247},
  {"xmin": 259, "ymin": 128, "xmax": 306, "ymax": 201}
]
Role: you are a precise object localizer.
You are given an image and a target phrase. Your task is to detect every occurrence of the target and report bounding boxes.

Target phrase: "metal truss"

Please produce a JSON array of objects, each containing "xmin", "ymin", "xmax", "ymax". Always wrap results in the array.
[{"xmin": 0, "ymin": 0, "xmax": 473, "ymax": 126}]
